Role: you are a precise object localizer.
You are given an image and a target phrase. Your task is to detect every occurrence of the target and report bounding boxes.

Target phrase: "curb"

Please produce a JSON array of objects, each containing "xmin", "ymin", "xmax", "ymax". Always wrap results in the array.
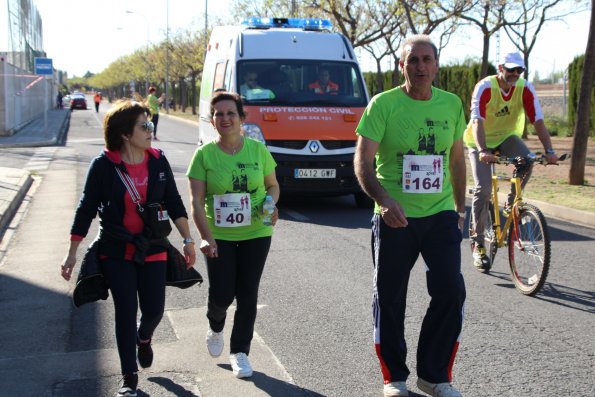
[{"xmin": 0, "ymin": 168, "xmax": 33, "ymax": 235}]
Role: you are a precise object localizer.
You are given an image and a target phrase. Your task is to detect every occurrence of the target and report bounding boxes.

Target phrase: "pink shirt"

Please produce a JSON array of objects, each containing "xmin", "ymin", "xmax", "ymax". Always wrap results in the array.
[{"xmin": 72, "ymin": 150, "xmax": 166, "ymax": 262}]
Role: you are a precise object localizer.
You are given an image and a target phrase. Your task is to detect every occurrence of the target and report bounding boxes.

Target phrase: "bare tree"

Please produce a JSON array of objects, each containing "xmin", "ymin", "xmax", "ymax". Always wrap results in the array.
[
  {"xmin": 503, "ymin": 0, "xmax": 589, "ymax": 79},
  {"xmin": 458, "ymin": 0, "xmax": 515, "ymax": 78},
  {"xmin": 399, "ymin": 0, "xmax": 473, "ymax": 35},
  {"xmin": 569, "ymin": 0, "xmax": 595, "ymax": 185}
]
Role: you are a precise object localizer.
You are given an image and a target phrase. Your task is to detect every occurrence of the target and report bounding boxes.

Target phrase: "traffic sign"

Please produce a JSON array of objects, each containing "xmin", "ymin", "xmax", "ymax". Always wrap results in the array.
[{"xmin": 34, "ymin": 57, "xmax": 53, "ymax": 75}]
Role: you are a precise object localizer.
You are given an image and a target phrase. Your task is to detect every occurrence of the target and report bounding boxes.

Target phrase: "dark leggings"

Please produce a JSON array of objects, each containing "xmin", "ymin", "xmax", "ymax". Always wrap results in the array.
[
  {"xmin": 151, "ymin": 113, "xmax": 159, "ymax": 137},
  {"xmin": 101, "ymin": 258, "xmax": 166, "ymax": 374},
  {"xmin": 205, "ymin": 237, "xmax": 271, "ymax": 355}
]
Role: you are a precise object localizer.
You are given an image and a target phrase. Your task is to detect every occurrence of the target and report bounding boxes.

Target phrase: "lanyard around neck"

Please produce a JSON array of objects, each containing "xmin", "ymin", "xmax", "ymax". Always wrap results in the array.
[{"xmin": 115, "ymin": 167, "xmax": 144, "ymax": 212}]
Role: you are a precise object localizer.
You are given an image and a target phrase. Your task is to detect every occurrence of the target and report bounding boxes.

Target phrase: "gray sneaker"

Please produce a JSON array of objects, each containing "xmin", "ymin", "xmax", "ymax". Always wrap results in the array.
[
  {"xmin": 417, "ymin": 378, "xmax": 462, "ymax": 397},
  {"xmin": 384, "ymin": 381, "xmax": 409, "ymax": 396},
  {"xmin": 206, "ymin": 328, "xmax": 224, "ymax": 357}
]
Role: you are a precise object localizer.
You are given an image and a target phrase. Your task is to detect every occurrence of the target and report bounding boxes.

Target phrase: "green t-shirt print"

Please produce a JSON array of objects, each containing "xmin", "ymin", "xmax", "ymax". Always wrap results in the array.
[
  {"xmin": 356, "ymin": 86, "xmax": 466, "ymax": 218},
  {"xmin": 187, "ymin": 138, "xmax": 277, "ymax": 241}
]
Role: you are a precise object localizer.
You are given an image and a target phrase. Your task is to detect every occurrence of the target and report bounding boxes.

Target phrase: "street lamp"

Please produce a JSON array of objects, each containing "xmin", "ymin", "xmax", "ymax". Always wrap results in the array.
[{"xmin": 125, "ymin": 10, "xmax": 150, "ymax": 95}]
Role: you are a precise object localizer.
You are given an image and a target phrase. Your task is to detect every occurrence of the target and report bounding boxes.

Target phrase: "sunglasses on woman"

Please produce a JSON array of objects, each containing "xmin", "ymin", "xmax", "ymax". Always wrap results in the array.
[
  {"xmin": 136, "ymin": 121, "xmax": 155, "ymax": 133},
  {"xmin": 504, "ymin": 66, "xmax": 525, "ymax": 74}
]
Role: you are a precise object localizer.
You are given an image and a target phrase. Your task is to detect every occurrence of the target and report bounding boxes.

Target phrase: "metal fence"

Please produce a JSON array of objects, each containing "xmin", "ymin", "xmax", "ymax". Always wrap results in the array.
[{"xmin": 1, "ymin": 56, "xmax": 54, "ymax": 136}]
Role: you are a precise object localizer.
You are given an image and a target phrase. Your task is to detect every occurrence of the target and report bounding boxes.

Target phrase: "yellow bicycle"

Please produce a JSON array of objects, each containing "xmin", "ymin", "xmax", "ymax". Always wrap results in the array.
[{"xmin": 469, "ymin": 153, "xmax": 568, "ymax": 296}]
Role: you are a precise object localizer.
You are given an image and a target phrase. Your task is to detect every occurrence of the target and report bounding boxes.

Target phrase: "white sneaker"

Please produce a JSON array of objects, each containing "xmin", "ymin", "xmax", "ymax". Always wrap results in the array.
[
  {"xmin": 206, "ymin": 329, "xmax": 224, "ymax": 357},
  {"xmin": 230, "ymin": 352, "xmax": 253, "ymax": 378},
  {"xmin": 384, "ymin": 381, "xmax": 409, "ymax": 396},
  {"xmin": 417, "ymin": 378, "xmax": 462, "ymax": 397}
]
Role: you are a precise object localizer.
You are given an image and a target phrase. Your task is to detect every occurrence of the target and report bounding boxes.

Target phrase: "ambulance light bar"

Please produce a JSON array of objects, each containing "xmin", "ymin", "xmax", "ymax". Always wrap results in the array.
[{"xmin": 240, "ymin": 17, "xmax": 333, "ymax": 31}]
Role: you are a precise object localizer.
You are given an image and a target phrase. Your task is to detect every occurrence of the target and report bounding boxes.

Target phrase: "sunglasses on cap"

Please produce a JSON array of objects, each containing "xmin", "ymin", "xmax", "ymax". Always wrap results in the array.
[
  {"xmin": 504, "ymin": 66, "xmax": 525, "ymax": 74},
  {"xmin": 136, "ymin": 120, "xmax": 155, "ymax": 133}
]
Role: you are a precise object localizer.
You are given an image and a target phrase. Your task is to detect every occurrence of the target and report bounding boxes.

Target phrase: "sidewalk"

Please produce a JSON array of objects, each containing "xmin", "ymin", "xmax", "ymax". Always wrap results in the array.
[{"xmin": 0, "ymin": 108, "xmax": 70, "ymax": 239}]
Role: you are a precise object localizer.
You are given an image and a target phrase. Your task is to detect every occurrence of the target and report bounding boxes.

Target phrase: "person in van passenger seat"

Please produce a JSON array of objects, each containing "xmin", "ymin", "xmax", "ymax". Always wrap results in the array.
[
  {"xmin": 308, "ymin": 69, "xmax": 339, "ymax": 95},
  {"xmin": 240, "ymin": 71, "xmax": 275, "ymax": 99}
]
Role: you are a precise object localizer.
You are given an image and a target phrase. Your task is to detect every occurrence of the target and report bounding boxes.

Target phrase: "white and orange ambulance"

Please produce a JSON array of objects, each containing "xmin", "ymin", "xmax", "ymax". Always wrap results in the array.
[{"xmin": 198, "ymin": 17, "xmax": 371, "ymax": 207}]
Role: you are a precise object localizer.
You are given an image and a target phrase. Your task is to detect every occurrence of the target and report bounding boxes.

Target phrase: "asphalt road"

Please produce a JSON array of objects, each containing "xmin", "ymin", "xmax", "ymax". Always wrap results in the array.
[{"xmin": 0, "ymin": 105, "xmax": 593, "ymax": 397}]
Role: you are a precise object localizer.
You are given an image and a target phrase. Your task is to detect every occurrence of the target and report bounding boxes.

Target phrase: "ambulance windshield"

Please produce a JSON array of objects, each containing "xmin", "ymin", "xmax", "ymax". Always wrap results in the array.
[{"xmin": 237, "ymin": 61, "xmax": 367, "ymax": 107}]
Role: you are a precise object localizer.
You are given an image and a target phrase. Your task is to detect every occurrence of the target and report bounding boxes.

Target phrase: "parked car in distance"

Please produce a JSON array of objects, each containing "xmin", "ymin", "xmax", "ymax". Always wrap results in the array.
[{"xmin": 70, "ymin": 95, "xmax": 87, "ymax": 110}]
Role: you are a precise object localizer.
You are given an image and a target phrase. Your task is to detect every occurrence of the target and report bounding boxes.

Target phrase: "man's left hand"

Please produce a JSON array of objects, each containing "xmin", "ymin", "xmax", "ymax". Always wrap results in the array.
[{"xmin": 545, "ymin": 152, "xmax": 559, "ymax": 165}]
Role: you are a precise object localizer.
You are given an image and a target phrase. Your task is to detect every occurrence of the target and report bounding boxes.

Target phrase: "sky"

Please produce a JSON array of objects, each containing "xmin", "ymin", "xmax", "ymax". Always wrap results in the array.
[{"xmin": 34, "ymin": 0, "xmax": 591, "ymax": 80}]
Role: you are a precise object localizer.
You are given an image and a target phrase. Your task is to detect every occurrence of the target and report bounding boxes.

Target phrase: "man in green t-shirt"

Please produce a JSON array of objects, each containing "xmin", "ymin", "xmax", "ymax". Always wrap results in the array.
[{"xmin": 354, "ymin": 35, "xmax": 466, "ymax": 397}]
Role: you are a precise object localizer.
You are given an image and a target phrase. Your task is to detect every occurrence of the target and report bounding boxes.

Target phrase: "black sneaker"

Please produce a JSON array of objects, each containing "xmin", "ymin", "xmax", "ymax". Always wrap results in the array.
[
  {"xmin": 117, "ymin": 372, "xmax": 138, "ymax": 397},
  {"xmin": 137, "ymin": 338, "xmax": 153, "ymax": 368},
  {"xmin": 472, "ymin": 243, "xmax": 491, "ymax": 272}
]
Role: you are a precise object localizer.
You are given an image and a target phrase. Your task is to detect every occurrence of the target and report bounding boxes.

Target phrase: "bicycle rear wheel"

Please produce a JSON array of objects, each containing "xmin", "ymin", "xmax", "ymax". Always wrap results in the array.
[
  {"xmin": 469, "ymin": 202, "xmax": 498, "ymax": 269},
  {"xmin": 507, "ymin": 203, "xmax": 551, "ymax": 295}
]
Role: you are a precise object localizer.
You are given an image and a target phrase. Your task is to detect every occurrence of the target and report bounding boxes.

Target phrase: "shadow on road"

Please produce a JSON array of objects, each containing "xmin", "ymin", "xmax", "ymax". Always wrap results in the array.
[{"xmin": 216, "ymin": 363, "xmax": 327, "ymax": 396}]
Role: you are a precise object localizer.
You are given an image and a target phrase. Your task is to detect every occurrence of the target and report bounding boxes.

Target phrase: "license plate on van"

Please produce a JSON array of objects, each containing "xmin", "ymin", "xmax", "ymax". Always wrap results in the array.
[{"xmin": 294, "ymin": 169, "xmax": 336, "ymax": 178}]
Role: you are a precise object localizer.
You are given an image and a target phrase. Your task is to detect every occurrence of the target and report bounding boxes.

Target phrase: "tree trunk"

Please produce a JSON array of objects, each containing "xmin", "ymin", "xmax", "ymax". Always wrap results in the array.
[
  {"xmin": 480, "ymin": 33, "xmax": 491, "ymax": 79},
  {"xmin": 392, "ymin": 56, "xmax": 400, "ymax": 87},
  {"xmin": 569, "ymin": 0, "xmax": 595, "ymax": 185},
  {"xmin": 191, "ymin": 74, "xmax": 197, "ymax": 115},
  {"xmin": 375, "ymin": 58, "xmax": 384, "ymax": 94}
]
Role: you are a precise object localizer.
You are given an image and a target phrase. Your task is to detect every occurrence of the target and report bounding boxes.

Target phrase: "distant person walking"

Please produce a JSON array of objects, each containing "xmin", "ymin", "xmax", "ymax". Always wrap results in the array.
[
  {"xmin": 57, "ymin": 92, "xmax": 63, "ymax": 109},
  {"xmin": 146, "ymin": 87, "xmax": 164, "ymax": 141},
  {"xmin": 94, "ymin": 91, "xmax": 102, "ymax": 112}
]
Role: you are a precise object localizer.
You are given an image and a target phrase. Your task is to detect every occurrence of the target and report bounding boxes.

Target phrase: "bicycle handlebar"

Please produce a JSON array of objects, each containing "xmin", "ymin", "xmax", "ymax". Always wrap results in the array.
[{"xmin": 495, "ymin": 152, "xmax": 569, "ymax": 166}]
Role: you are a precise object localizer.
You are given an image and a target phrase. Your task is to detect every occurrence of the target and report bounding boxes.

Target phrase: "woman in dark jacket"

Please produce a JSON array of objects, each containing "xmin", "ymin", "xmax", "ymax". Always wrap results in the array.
[{"xmin": 61, "ymin": 99, "xmax": 196, "ymax": 397}]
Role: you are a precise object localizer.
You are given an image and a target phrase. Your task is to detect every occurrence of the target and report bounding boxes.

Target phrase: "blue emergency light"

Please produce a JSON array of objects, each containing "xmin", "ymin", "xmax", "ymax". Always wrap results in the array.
[{"xmin": 240, "ymin": 17, "xmax": 332, "ymax": 31}]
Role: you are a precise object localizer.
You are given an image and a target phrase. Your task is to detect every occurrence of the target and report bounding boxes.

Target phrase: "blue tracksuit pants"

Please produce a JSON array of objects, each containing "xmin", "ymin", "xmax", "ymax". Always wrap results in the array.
[{"xmin": 372, "ymin": 210, "xmax": 466, "ymax": 384}]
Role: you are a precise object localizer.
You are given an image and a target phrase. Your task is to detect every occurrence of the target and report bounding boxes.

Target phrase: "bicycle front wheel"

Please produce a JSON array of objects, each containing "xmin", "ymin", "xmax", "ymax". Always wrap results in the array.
[{"xmin": 507, "ymin": 204, "xmax": 551, "ymax": 295}]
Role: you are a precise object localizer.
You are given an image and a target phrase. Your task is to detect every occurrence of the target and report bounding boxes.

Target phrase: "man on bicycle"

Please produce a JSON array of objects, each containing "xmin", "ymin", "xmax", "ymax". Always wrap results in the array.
[{"xmin": 465, "ymin": 51, "xmax": 558, "ymax": 272}]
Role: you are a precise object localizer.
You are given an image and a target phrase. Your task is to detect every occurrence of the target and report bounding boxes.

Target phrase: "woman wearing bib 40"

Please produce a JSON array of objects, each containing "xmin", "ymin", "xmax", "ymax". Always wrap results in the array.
[{"xmin": 187, "ymin": 91, "xmax": 279, "ymax": 378}]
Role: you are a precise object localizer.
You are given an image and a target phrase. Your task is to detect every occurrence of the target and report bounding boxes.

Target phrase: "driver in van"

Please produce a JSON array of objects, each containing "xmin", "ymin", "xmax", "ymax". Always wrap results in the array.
[{"xmin": 309, "ymin": 69, "xmax": 339, "ymax": 95}]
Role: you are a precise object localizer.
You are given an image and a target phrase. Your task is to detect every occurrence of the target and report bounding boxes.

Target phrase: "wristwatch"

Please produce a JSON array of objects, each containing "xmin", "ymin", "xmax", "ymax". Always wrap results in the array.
[
  {"xmin": 545, "ymin": 148, "xmax": 556, "ymax": 155},
  {"xmin": 183, "ymin": 237, "xmax": 195, "ymax": 245}
]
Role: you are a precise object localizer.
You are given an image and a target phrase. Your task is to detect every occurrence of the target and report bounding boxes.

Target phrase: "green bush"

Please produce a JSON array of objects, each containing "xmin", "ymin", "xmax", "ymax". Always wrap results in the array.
[{"xmin": 542, "ymin": 116, "xmax": 573, "ymax": 137}]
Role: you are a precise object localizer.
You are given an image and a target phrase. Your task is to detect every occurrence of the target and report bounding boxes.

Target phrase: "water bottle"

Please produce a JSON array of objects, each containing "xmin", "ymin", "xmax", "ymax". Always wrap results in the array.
[{"xmin": 262, "ymin": 195, "xmax": 275, "ymax": 226}]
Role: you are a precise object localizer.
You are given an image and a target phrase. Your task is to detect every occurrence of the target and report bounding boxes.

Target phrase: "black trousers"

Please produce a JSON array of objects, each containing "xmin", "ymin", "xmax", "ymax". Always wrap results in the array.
[
  {"xmin": 372, "ymin": 211, "xmax": 466, "ymax": 384},
  {"xmin": 205, "ymin": 236, "xmax": 271, "ymax": 355},
  {"xmin": 101, "ymin": 258, "xmax": 166, "ymax": 374}
]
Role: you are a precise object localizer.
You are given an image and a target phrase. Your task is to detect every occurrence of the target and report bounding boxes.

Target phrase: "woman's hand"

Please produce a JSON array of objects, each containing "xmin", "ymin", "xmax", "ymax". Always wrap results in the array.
[
  {"xmin": 61, "ymin": 254, "xmax": 76, "ymax": 281},
  {"xmin": 183, "ymin": 242, "xmax": 196, "ymax": 269},
  {"xmin": 200, "ymin": 238, "xmax": 218, "ymax": 258}
]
